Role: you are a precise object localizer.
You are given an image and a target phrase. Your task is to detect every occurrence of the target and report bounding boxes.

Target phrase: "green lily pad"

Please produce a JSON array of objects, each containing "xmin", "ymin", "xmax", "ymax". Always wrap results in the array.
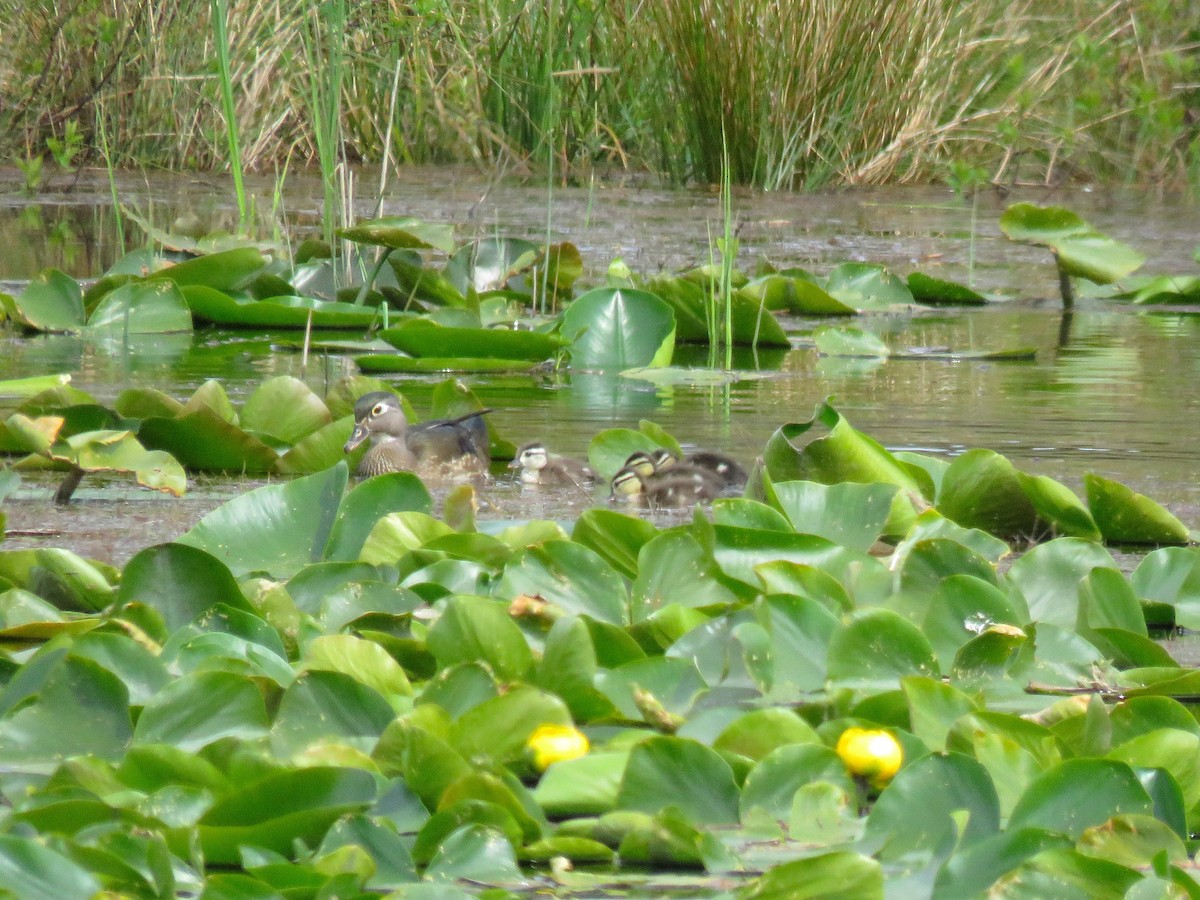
[
  {"xmin": 938, "ymin": 449, "xmax": 1042, "ymax": 540},
  {"xmin": 148, "ymin": 247, "xmax": 267, "ymax": 291},
  {"xmin": 178, "ymin": 462, "xmax": 348, "ymax": 577},
  {"xmin": 739, "ymin": 850, "xmax": 883, "ymax": 899},
  {"xmin": 86, "ymin": 279, "xmax": 193, "ymax": 334},
  {"xmin": 193, "ymin": 766, "xmax": 377, "ymax": 865},
  {"xmin": 338, "ymin": 216, "xmax": 455, "ymax": 253},
  {"xmin": 379, "ymin": 321, "xmax": 563, "ymax": 360},
  {"xmin": 1084, "ymin": 474, "xmax": 1191, "ymax": 546},
  {"xmin": 561, "ymin": 287, "xmax": 675, "ymax": 369},
  {"xmin": 906, "ymin": 271, "xmax": 988, "ymax": 305},
  {"xmin": 824, "ymin": 262, "xmax": 915, "ymax": 310},
  {"xmin": 355, "ymin": 354, "xmax": 541, "ymax": 374},
  {"xmin": 2, "ymin": 268, "xmax": 85, "ymax": 332},
  {"xmin": 616, "ymin": 736, "xmax": 740, "ymax": 825},
  {"xmin": 812, "ymin": 326, "xmax": 890, "ymax": 358},
  {"xmin": 1000, "ymin": 203, "xmax": 1144, "ymax": 285},
  {"xmin": 181, "ymin": 285, "xmax": 380, "ymax": 328},
  {"xmin": 1008, "ymin": 758, "xmax": 1153, "ymax": 838}
]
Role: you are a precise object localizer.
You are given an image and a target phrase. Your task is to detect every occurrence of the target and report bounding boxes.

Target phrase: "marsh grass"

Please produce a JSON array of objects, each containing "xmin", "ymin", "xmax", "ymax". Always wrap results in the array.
[{"xmin": 0, "ymin": 0, "xmax": 1195, "ymax": 189}]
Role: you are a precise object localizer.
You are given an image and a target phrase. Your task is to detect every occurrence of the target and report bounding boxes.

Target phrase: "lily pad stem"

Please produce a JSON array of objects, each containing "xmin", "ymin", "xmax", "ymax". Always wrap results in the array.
[
  {"xmin": 354, "ymin": 247, "xmax": 395, "ymax": 305},
  {"xmin": 1054, "ymin": 254, "xmax": 1075, "ymax": 309},
  {"xmin": 54, "ymin": 466, "xmax": 85, "ymax": 505}
]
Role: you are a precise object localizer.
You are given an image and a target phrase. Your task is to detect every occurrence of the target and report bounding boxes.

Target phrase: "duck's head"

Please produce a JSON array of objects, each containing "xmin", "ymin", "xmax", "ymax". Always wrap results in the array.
[
  {"xmin": 510, "ymin": 442, "xmax": 549, "ymax": 471},
  {"xmin": 610, "ymin": 466, "xmax": 644, "ymax": 501},
  {"xmin": 623, "ymin": 451, "xmax": 658, "ymax": 479},
  {"xmin": 344, "ymin": 392, "xmax": 407, "ymax": 453}
]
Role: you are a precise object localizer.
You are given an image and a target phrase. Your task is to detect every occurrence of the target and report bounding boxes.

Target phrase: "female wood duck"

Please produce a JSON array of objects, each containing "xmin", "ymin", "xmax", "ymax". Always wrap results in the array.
[
  {"xmin": 509, "ymin": 442, "xmax": 596, "ymax": 486},
  {"xmin": 610, "ymin": 464, "xmax": 721, "ymax": 508},
  {"xmin": 343, "ymin": 391, "xmax": 491, "ymax": 477},
  {"xmin": 648, "ymin": 447, "xmax": 747, "ymax": 488}
]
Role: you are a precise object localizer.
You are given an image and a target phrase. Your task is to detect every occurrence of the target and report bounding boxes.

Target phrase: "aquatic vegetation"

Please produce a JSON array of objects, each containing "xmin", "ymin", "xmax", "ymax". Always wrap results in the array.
[
  {"xmin": 0, "ymin": 406, "xmax": 1196, "ymax": 893},
  {"xmin": 1000, "ymin": 202, "xmax": 1146, "ymax": 307}
]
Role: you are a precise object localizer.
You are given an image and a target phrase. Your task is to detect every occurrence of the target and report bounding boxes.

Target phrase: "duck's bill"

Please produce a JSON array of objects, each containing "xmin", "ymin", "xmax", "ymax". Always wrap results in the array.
[{"xmin": 343, "ymin": 423, "xmax": 369, "ymax": 453}]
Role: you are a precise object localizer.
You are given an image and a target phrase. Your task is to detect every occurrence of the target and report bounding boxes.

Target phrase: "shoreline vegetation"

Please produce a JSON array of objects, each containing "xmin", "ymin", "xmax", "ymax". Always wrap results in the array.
[{"xmin": 0, "ymin": 0, "xmax": 1196, "ymax": 192}]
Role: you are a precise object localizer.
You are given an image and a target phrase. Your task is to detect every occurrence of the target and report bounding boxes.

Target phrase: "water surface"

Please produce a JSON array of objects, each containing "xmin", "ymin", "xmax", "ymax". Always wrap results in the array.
[{"xmin": 1, "ymin": 168, "xmax": 1197, "ymax": 564}]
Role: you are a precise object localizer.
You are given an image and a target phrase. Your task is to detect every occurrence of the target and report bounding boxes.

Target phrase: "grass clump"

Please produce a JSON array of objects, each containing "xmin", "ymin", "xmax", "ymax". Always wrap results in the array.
[{"xmin": 0, "ymin": 0, "xmax": 1195, "ymax": 189}]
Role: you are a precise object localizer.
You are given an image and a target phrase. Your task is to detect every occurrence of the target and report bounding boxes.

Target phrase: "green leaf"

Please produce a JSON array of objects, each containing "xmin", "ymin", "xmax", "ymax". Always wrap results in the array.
[
  {"xmin": 450, "ymin": 686, "xmax": 572, "ymax": 766},
  {"xmin": 1015, "ymin": 471, "xmax": 1101, "ymax": 541},
  {"xmin": 937, "ymin": 449, "xmax": 1042, "ymax": 539},
  {"xmin": 767, "ymin": 480, "xmax": 896, "ymax": 552},
  {"xmin": 426, "ymin": 595, "xmax": 534, "ymax": 682},
  {"xmin": 194, "ymin": 766, "xmax": 377, "ymax": 865},
  {"xmin": 862, "ymin": 751, "xmax": 999, "ymax": 858},
  {"xmin": 561, "ymin": 287, "xmax": 675, "ymax": 369},
  {"xmin": 738, "ymin": 850, "xmax": 882, "ymax": 899},
  {"xmin": 714, "ymin": 708, "xmax": 820, "ymax": 761},
  {"xmin": 739, "ymin": 744, "xmax": 853, "ymax": 821},
  {"xmin": 323, "ymin": 471, "xmax": 432, "ymax": 562},
  {"xmin": 423, "ymin": 825, "xmax": 521, "ymax": 884},
  {"xmin": 497, "ymin": 541, "xmax": 628, "ymax": 625},
  {"xmin": 7, "ymin": 268, "xmax": 85, "ymax": 332},
  {"xmin": 1007, "ymin": 538, "xmax": 1116, "ymax": 629},
  {"xmin": 150, "ymin": 247, "xmax": 267, "ymax": 291},
  {"xmin": 758, "ymin": 402, "xmax": 924, "ymax": 538},
  {"xmin": 533, "ymin": 751, "xmax": 627, "ymax": 817},
  {"xmin": 0, "ymin": 652, "xmax": 131, "ymax": 770},
  {"xmin": 240, "ymin": 376, "xmax": 331, "ymax": 445},
  {"xmin": 999, "ymin": 203, "xmax": 1144, "ymax": 284},
  {"xmin": 379, "ymin": 321, "xmax": 563, "ymax": 361},
  {"xmin": 302, "ymin": 634, "xmax": 413, "ymax": 697},
  {"xmin": 1132, "ymin": 548, "xmax": 1200, "ymax": 629},
  {"xmin": 812, "ymin": 325, "xmax": 890, "ymax": 358},
  {"xmin": 0, "ymin": 834, "xmax": 101, "ymax": 899},
  {"xmin": 824, "ymin": 262, "xmax": 914, "ymax": 310},
  {"xmin": 136, "ymin": 405, "xmax": 279, "ymax": 473},
  {"xmin": 181, "ymin": 285, "xmax": 379, "ymax": 328},
  {"xmin": 270, "ymin": 670, "xmax": 397, "ymax": 758},
  {"xmin": 338, "ymin": 216, "xmax": 456, "ymax": 253},
  {"xmin": 906, "ymin": 271, "xmax": 988, "ymax": 306},
  {"xmin": 178, "ymin": 462, "xmax": 348, "ymax": 577},
  {"xmin": 616, "ymin": 736, "xmax": 740, "ymax": 824},
  {"xmin": 86, "ymin": 279, "xmax": 192, "ymax": 334},
  {"xmin": 134, "ymin": 671, "xmax": 269, "ymax": 751},
  {"xmin": 1084, "ymin": 474, "xmax": 1191, "ymax": 546},
  {"xmin": 632, "ymin": 532, "xmax": 738, "ymax": 621},
  {"xmin": 117, "ymin": 543, "xmax": 253, "ymax": 632},
  {"xmin": 1008, "ymin": 758, "xmax": 1154, "ymax": 838},
  {"xmin": 932, "ymin": 828, "xmax": 1072, "ymax": 898},
  {"xmin": 827, "ymin": 609, "xmax": 939, "ymax": 688}
]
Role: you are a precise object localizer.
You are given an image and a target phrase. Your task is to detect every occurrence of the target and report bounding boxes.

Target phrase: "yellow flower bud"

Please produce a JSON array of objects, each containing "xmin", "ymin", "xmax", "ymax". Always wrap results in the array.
[
  {"xmin": 527, "ymin": 724, "xmax": 589, "ymax": 772},
  {"xmin": 836, "ymin": 727, "xmax": 903, "ymax": 785}
]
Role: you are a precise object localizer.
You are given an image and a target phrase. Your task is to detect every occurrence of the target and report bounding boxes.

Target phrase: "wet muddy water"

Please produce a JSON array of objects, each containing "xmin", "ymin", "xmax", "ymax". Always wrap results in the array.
[{"xmin": 0, "ymin": 168, "xmax": 1197, "ymax": 565}]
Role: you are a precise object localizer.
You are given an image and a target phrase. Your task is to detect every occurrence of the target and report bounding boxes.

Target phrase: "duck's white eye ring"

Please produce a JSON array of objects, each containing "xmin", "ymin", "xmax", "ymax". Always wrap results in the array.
[{"xmin": 371, "ymin": 403, "xmax": 386, "ymax": 417}]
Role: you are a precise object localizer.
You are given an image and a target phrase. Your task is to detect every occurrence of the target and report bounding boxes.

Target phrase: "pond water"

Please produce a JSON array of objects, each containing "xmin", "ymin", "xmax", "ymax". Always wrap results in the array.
[{"xmin": 0, "ymin": 168, "xmax": 1198, "ymax": 566}]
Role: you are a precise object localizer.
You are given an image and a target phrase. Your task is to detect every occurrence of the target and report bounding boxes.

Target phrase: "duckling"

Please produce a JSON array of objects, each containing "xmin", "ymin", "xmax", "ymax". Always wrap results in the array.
[
  {"xmin": 343, "ymin": 391, "xmax": 491, "ymax": 477},
  {"xmin": 509, "ymin": 442, "xmax": 595, "ymax": 486},
  {"xmin": 649, "ymin": 448, "xmax": 748, "ymax": 488},
  {"xmin": 610, "ymin": 465, "xmax": 721, "ymax": 508}
]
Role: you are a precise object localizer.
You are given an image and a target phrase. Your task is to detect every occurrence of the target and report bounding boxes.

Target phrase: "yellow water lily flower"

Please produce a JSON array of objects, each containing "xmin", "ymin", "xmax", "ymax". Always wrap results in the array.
[
  {"xmin": 527, "ymin": 724, "xmax": 590, "ymax": 772},
  {"xmin": 836, "ymin": 727, "xmax": 903, "ymax": 785}
]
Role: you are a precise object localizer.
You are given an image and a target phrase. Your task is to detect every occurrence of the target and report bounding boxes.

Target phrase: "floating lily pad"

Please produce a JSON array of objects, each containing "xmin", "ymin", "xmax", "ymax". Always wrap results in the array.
[
  {"xmin": 86, "ymin": 280, "xmax": 193, "ymax": 334},
  {"xmin": 906, "ymin": 271, "xmax": 988, "ymax": 305},
  {"xmin": 1084, "ymin": 474, "xmax": 1191, "ymax": 546},
  {"xmin": 813, "ymin": 326, "xmax": 890, "ymax": 358},
  {"xmin": 1, "ymin": 268, "xmax": 85, "ymax": 332},
  {"xmin": 824, "ymin": 262, "xmax": 915, "ymax": 310},
  {"xmin": 378, "ymin": 321, "xmax": 563, "ymax": 360},
  {"xmin": 182, "ymin": 285, "xmax": 380, "ymax": 328}
]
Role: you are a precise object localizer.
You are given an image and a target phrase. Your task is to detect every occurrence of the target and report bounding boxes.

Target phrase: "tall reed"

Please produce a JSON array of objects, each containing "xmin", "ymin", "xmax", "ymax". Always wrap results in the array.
[{"xmin": 210, "ymin": 0, "xmax": 248, "ymax": 227}]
